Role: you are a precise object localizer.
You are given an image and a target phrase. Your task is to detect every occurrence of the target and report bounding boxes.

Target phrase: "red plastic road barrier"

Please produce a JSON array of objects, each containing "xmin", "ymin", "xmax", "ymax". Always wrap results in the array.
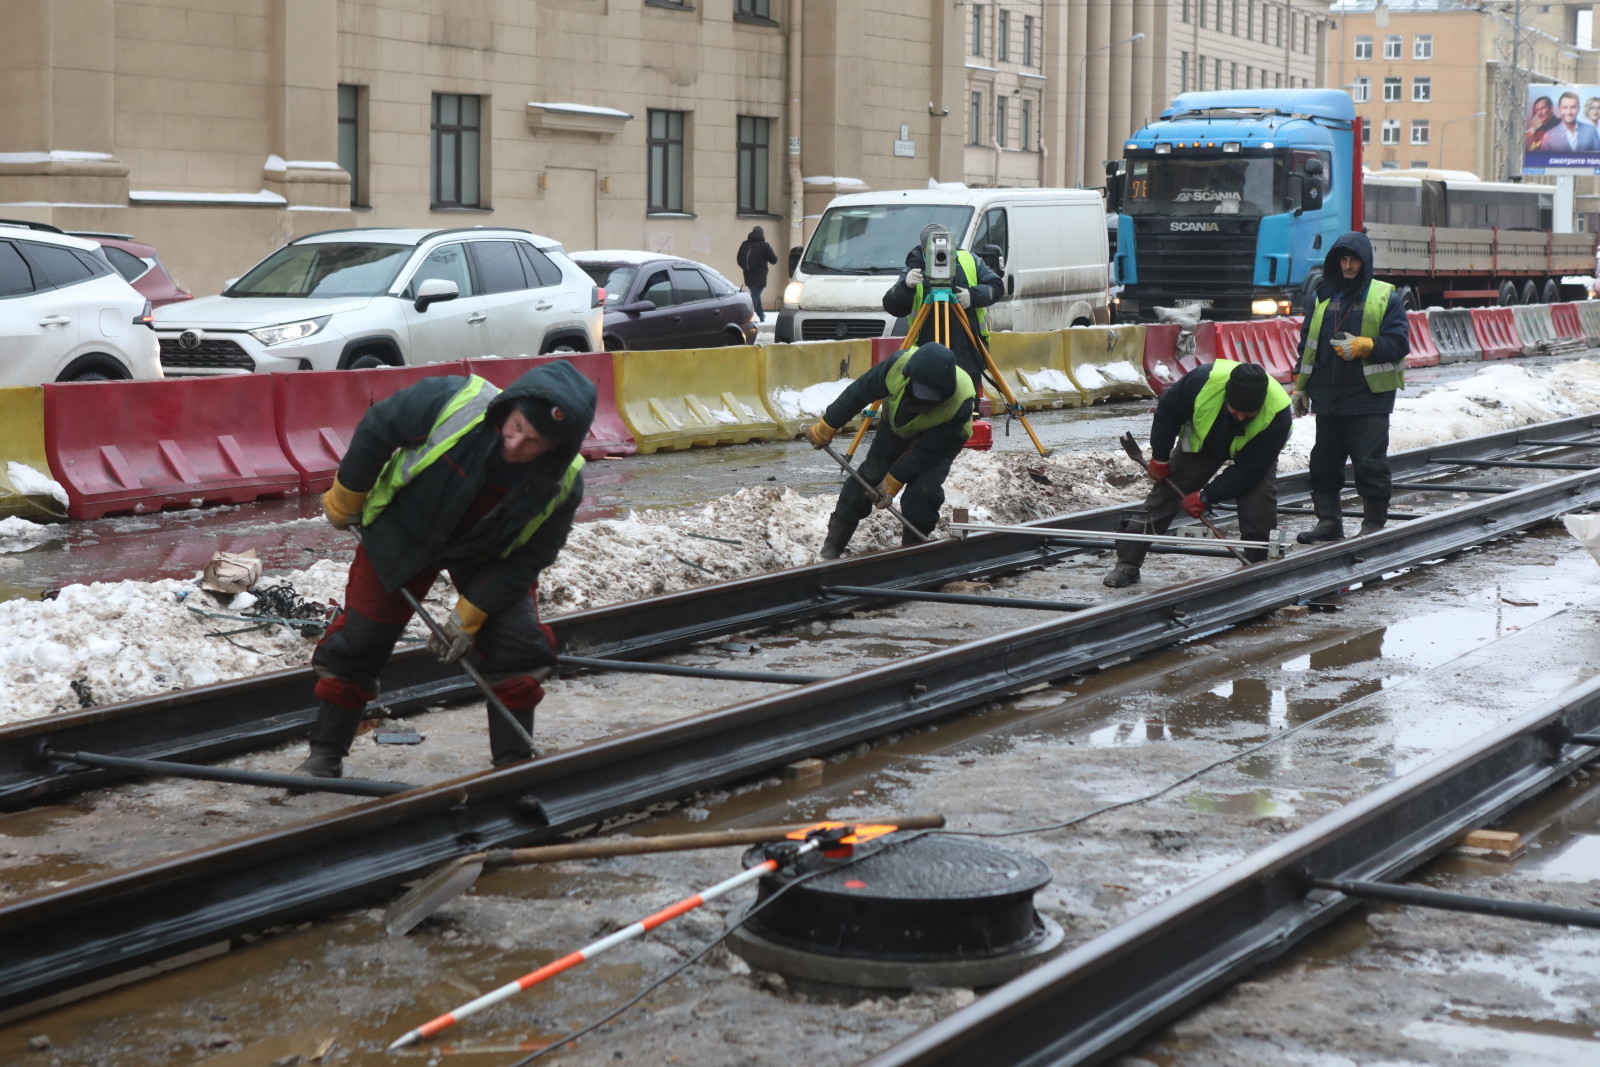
[
  {"xmin": 1469, "ymin": 307, "xmax": 1520, "ymax": 361},
  {"xmin": 274, "ymin": 370, "xmax": 383, "ymax": 494},
  {"xmin": 459, "ymin": 354, "xmax": 636, "ymax": 458},
  {"xmin": 363, "ymin": 361, "xmax": 465, "ymax": 404},
  {"xmin": 1550, "ymin": 303, "xmax": 1585, "ymax": 341},
  {"xmin": 1214, "ymin": 320, "xmax": 1298, "ymax": 383},
  {"xmin": 1142, "ymin": 322, "xmax": 1214, "ymax": 396},
  {"xmin": 870, "ymin": 337, "xmax": 908, "ymax": 365},
  {"xmin": 1404, "ymin": 311, "xmax": 1440, "ymax": 368},
  {"xmin": 45, "ymin": 376, "xmax": 301, "ymax": 520}
]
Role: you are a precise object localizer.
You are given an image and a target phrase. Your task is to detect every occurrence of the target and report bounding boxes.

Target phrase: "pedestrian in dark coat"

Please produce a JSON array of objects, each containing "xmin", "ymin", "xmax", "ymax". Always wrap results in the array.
[
  {"xmin": 736, "ymin": 225, "xmax": 778, "ymax": 322},
  {"xmin": 302, "ymin": 361, "xmax": 596, "ymax": 778}
]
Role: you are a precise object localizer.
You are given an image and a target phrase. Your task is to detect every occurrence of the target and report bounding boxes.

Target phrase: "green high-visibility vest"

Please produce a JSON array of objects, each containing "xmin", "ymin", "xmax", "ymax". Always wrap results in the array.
[
  {"xmin": 1295, "ymin": 279, "xmax": 1404, "ymax": 394},
  {"xmin": 1185, "ymin": 359, "xmax": 1292, "ymax": 458},
  {"xmin": 363, "ymin": 375, "xmax": 585, "ymax": 557},
  {"xmin": 884, "ymin": 349, "xmax": 976, "ymax": 440},
  {"xmin": 911, "ymin": 248, "xmax": 989, "ymax": 338}
]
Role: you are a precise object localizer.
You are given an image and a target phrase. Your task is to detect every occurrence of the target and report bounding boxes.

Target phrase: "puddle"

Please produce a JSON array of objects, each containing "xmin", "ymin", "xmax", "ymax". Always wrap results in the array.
[{"xmin": 1403, "ymin": 1017, "xmax": 1600, "ymax": 1062}]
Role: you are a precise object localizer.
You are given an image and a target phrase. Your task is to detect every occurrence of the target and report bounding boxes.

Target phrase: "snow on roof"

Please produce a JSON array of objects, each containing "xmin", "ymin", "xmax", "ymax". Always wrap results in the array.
[
  {"xmin": 804, "ymin": 176, "xmax": 869, "ymax": 188},
  {"xmin": 131, "ymin": 189, "xmax": 288, "ymax": 205},
  {"xmin": 0, "ymin": 150, "xmax": 118, "ymax": 164},
  {"xmin": 264, "ymin": 155, "xmax": 345, "ymax": 172},
  {"xmin": 526, "ymin": 102, "xmax": 634, "ymax": 119}
]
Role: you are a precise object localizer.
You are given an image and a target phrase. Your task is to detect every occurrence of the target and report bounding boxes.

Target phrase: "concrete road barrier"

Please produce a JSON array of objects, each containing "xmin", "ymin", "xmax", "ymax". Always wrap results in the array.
[
  {"xmin": 613, "ymin": 346, "xmax": 782, "ymax": 453},
  {"xmin": 985, "ymin": 331, "xmax": 1083, "ymax": 409},
  {"xmin": 1063, "ymin": 325, "xmax": 1154, "ymax": 403},
  {"xmin": 1428, "ymin": 309, "xmax": 1482, "ymax": 364},
  {"xmin": 757, "ymin": 340, "xmax": 874, "ymax": 437},
  {"xmin": 0, "ymin": 387, "xmax": 65, "ymax": 522},
  {"xmin": 1512, "ymin": 304, "xmax": 1556, "ymax": 350}
]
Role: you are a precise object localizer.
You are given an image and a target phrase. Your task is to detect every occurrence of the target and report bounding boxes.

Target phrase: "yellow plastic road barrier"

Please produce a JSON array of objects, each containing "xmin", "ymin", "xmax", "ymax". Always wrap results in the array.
[
  {"xmin": 984, "ymin": 331, "xmax": 1085, "ymax": 410},
  {"xmin": 0, "ymin": 386, "xmax": 66, "ymax": 521},
  {"xmin": 757, "ymin": 339, "xmax": 875, "ymax": 437},
  {"xmin": 1063, "ymin": 325, "xmax": 1154, "ymax": 404},
  {"xmin": 613, "ymin": 346, "xmax": 783, "ymax": 454}
]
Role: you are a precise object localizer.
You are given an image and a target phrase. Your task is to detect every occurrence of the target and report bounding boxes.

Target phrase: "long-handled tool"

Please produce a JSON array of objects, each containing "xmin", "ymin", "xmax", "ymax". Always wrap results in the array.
[
  {"xmin": 1118, "ymin": 432, "xmax": 1252, "ymax": 567},
  {"xmin": 347, "ymin": 526, "xmax": 540, "ymax": 759},
  {"xmin": 386, "ymin": 820, "xmax": 909, "ymax": 1050},
  {"xmin": 820, "ymin": 442, "xmax": 929, "ymax": 543},
  {"xmin": 383, "ymin": 813, "xmax": 946, "ymax": 936}
]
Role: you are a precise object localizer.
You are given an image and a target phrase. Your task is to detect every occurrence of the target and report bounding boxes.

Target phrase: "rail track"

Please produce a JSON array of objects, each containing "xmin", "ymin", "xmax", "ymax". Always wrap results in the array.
[{"xmin": 3, "ymin": 412, "xmax": 1600, "ymax": 1046}]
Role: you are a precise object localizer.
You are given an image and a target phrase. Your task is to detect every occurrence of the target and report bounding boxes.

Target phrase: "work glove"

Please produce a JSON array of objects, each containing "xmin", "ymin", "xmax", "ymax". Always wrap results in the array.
[
  {"xmin": 321, "ymin": 476, "xmax": 367, "ymax": 529},
  {"xmin": 955, "ymin": 287, "xmax": 973, "ymax": 309},
  {"xmin": 1331, "ymin": 333, "xmax": 1374, "ymax": 361},
  {"xmin": 904, "ymin": 268, "xmax": 924, "ymax": 288},
  {"xmin": 805, "ymin": 418, "xmax": 839, "ymax": 449},
  {"xmin": 1147, "ymin": 459, "xmax": 1172, "ymax": 482},
  {"xmin": 428, "ymin": 597, "xmax": 486, "ymax": 664},
  {"xmin": 1181, "ymin": 490, "xmax": 1209, "ymax": 519},
  {"xmin": 1292, "ymin": 392, "xmax": 1311, "ymax": 417},
  {"xmin": 873, "ymin": 473, "xmax": 905, "ymax": 509}
]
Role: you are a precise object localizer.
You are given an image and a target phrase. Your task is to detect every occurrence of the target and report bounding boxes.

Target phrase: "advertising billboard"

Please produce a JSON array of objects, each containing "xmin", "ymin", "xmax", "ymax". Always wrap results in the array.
[{"xmin": 1523, "ymin": 85, "xmax": 1600, "ymax": 174}]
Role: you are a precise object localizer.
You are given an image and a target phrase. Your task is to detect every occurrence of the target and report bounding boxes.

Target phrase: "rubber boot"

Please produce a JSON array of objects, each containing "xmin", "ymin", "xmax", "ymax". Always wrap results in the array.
[
  {"xmin": 1358, "ymin": 495, "xmax": 1389, "ymax": 537},
  {"xmin": 819, "ymin": 515, "xmax": 856, "ymax": 560},
  {"xmin": 1103, "ymin": 509, "xmax": 1151, "ymax": 588},
  {"xmin": 294, "ymin": 701, "xmax": 364, "ymax": 778},
  {"xmin": 1102, "ymin": 563, "xmax": 1141, "ymax": 588},
  {"xmin": 487, "ymin": 676, "xmax": 544, "ymax": 767},
  {"xmin": 1297, "ymin": 492, "xmax": 1346, "ymax": 544}
]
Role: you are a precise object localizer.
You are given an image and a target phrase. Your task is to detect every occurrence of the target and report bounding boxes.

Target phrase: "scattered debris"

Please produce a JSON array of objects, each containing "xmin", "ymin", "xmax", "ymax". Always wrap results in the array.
[{"xmin": 200, "ymin": 550, "xmax": 262, "ymax": 595}]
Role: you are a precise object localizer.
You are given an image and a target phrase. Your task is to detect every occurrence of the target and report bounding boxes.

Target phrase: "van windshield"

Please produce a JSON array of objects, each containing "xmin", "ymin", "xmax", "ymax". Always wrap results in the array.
[
  {"xmin": 228, "ymin": 242, "xmax": 411, "ymax": 297},
  {"xmin": 802, "ymin": 205, "xmax": 975, "ymax": 274}
]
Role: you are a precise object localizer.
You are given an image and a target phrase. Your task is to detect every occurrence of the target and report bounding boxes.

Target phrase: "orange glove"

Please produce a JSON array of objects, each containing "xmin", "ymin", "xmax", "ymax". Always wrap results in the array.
[
  {"xmin": 873, "ymin": 474, "xmax": 904, "ymax": 509},
  {"xmin": 805, "ymin": 418, "xmax": 839, "ymax": 449},
  {"xmin": 1331, "ymin": 334, "xmax": 1374, "ymax": 361},
  {"xmin": 321, "ymin": 476, "xmax": 367, "ymax": 529},
  {"xmin": 427, "ymin": 596, "xmax": 486, "ymax": 663}
]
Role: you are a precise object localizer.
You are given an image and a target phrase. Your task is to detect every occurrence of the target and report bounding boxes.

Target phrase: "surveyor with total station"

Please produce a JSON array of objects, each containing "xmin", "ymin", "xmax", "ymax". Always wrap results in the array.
[
  {"xmin": 882, "ymin": 224, "xmax": 1004, "ymax": 386},
  {"xmin": 806, "ymin": 342, "xmax": 976, "ymax": 559},
  {"xmin": 1103, "ymin": 360, "xmax": 1291, "ymax": 589},
  {"xmin": 300, "ymin": 361, "xmax": 595, "ymax": 778},
  {"xmin": 1293, "ymin": 230, "xmax": 1409, "ymax": 542}
]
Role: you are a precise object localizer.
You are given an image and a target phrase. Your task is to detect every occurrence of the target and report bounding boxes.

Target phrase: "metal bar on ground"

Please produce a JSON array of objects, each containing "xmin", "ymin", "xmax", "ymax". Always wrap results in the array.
[
  {"xmin": 559, "ymin": 656, "xmax": 828, "ymax": 685},
  {"xmin": 1312, "ymin": 878, "xmax": 1600, "ymax": 930},
  {"xmin": 1226, "ymin": 504, "xmax": 1420, "ymax": 521},
  {"xmin": 44, "ymin": 749, "xmax": 413, "ymax": 798},
  {"xmin": 1436, "ymin": 458, "xmax": 1600, "ymax": 471},
  {"xmin": 821, "ymin": 586, "xmax": 1094, "ymax": 612},
  {"xmin": 1377, "ymin": 481, "xmax": 1518, "ymax": 494},
  {"xmin": 1517, "ymin": 438, "xmax": 1600, "ymax": 448},
  {"xmin": 948, "ymin": 521, "xmax": 1277, "ymax": 551}
]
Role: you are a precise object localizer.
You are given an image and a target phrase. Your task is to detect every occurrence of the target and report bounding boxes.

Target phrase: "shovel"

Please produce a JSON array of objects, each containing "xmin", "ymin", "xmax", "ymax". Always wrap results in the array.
[
  {"xmin": 1118, "ymin": 432, "xmax": 1252, "ymax": 566},
  {"xmin": 384, "ymin": 813, "xmax": 946, "ymax": 935}
]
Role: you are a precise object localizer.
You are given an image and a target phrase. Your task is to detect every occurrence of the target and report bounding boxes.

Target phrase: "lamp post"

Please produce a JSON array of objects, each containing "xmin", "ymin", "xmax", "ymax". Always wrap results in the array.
[
  {"xmin": 1075, "ymin": 32, "xmax": 1145, "ymax": 188},
  {"xmin": 1439, "ymin": 111, "xmax": 1486, "ymax": 171}
]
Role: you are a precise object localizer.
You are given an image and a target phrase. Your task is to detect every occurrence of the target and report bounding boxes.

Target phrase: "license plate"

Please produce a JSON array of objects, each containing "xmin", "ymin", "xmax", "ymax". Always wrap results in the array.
[{"xmin": 1174, "ymin": 298, "xmax": 1213, "ymax": 309}]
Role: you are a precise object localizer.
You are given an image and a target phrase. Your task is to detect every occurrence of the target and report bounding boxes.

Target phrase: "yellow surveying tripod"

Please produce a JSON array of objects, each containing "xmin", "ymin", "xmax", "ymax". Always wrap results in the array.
[{"xmin": 845, "ymin": 238, "xmax": 1047, "ymax": 458}]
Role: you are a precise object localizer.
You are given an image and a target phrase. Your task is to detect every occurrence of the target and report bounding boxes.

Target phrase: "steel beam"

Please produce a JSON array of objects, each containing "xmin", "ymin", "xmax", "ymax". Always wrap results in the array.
[
  {"xmin": 821, "ymin": 585, "xmax": 1094, "ymax": 612},
  {"xmin": 558, "ymin": 656, "xmax": 828, "ymax": 685}
]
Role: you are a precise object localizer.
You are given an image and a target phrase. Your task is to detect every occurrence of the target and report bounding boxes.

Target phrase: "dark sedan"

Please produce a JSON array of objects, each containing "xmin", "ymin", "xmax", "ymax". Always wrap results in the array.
[{"xmin": 573, "ymin": 251, "xmax": 757, "ymax": 350}]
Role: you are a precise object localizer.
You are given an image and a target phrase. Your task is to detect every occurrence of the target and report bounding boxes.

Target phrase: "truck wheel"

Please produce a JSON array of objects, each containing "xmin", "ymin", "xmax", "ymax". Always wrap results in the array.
[
  {"xmin": 1396, "ymin": 286, "xmax": 1420, "ymax": 312},
  {"xmin": 1297, "ymin": 269, "xmax": 1322, "ymax": 315},
  {"xmin": 1541, "ymin": 279, "xmax": 1562, "ymax": 305},
  {"xmin": 1520, "ymin": 280, "xmax": 1539, "ymax": 305},
  {"xmin": 1497, "ymin": 281, "xmax": 1519, "ymax": 306}
]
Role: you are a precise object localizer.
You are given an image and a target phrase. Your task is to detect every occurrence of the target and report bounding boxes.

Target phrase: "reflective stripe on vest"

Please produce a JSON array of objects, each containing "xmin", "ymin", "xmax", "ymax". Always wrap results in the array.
[
  {"xmin": 364, "ymin": 376, "xmax": 500, "ymax": 525},
  {"xmin": 1185, "ymin": 359, "xmax": 1293, "ymax": 458},
  {"xmin": 911, "ymin": 249, "xmax": 989, "ymax": 337},
  {"xmin": 884, "ymin": 349, "xmax": 976, "ymax": 440},
  {"xmin": 501, "ymin": 454, "xmax": 585, "ymax": 557},
  {"xmin": 1294, "ymin": 278, "xmax": 1403, "ymax": 395}
]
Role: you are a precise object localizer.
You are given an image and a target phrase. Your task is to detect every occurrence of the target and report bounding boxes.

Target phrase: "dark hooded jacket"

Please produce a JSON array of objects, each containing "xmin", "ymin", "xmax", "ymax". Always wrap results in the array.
[
  {"xmin": 882, "ymin": 242, "xmax": 1004, "ymax": 387},
  {"xmin": 736, "ymin": 226, "xmax": 778, "ymax": 287},
  {"xmin": 335, "ymin": 360, "xmax": 597, "ymax": 613},
  {"xmin": 822, "ymin": 343, "xmax": 975, "ymax": 485},
  {"xmin": 1296, "ymin": 231, "xmax": 1409, "ymax": 417},
  {"xmin": 1149, "ymin": 362, "xmax": 1291, "ymax": 503}
]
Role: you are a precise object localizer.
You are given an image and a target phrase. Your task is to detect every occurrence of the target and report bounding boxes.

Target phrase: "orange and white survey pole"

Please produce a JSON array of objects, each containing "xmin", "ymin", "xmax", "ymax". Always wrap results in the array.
[{"xmin": 387, "ymin": 821, "xmax": 897, "ymax": 1051}]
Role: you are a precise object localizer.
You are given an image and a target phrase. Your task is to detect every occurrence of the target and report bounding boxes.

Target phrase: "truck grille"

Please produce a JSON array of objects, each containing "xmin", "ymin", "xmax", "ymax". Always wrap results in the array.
[
  {"xmin": 159, "ymin": 337, "xmax": 255, "ymax": 371},
  {"xmin": 1128, "ymin": 219, "xmax": 1259, "ymax": 320},
  {"xmin": 800, "ymin": 317, "xmax": 886, "ymax": 341}
]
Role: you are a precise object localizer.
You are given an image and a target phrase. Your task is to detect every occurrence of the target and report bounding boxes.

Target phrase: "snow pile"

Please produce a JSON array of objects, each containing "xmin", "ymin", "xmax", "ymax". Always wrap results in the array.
[
  {"xmin": 7, "ymin": 462, "xmax": 67, "ymax": 505},
  {"xmin": 769, "ymin": 380, "xmax": 852, "ymax": 421},
  {"xmin": 0, "ymin": 517, "xmax": 61, "ymax": 553},
  {"xmin": 1018, "ymin": 367, "xmax": 1076, "ymax": 393}
]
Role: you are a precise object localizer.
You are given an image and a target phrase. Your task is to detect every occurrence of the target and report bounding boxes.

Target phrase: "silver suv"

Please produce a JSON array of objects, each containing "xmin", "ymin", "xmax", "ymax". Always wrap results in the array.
[{"xmin": 153, "ymin": 227, "xmax": 603, "ymax": 375}]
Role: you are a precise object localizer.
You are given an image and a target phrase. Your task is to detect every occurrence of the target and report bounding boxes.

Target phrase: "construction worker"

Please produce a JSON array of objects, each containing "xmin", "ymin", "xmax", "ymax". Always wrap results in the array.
[
  {"xmin": 806, "ymin": 342, "xmax": 975, "ymax": 559},
  {"xmin": 1293, "ymin": 231, "xmax": 1409, "ymax": 542},
  {"xmin": 299, "ymin": 361, "xmax": 595, "ymax": 778},
  {"xmin": 1103, "ymin": 360, "xmax": 1290, "ymax": 588},
  {"xmin": 882, "ymin": 223, "xmax": 1004, "ymax": 387}
]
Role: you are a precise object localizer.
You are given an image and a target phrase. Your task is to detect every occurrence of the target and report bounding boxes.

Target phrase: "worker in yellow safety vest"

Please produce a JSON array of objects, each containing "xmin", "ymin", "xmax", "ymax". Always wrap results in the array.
[{"xmin": 882, "ymin": 223, "xmax": 1005, "ymax": 387}]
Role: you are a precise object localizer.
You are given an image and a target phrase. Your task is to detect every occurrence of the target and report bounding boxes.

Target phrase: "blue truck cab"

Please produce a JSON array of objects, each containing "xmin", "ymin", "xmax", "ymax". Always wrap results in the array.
[{"xmin": 1110, "ymin": 89, "xmax": 1352, "ymax": 321}]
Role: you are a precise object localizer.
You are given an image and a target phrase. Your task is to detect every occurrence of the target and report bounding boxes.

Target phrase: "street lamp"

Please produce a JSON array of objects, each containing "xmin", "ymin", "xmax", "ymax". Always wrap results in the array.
[
  {"xmin": 1439, "ymin": 111, "xmax": 1487, "ymax": 170},
  {"xmin": 1075, "ymin": 32, "xmax": 1145, "ymax": 188}
]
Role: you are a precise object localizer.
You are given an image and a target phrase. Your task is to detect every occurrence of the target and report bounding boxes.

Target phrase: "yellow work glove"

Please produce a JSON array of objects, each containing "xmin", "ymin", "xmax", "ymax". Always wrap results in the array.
[
  {"xmin": 427, "ymin": 596, "xmax": 486, "ymax": 664},
  {"xmin": 321, "ymin": 476, "xmax": 367, "ymax": 529},
  {"xmin": 805, "ymin": 418, "xmax": 839, "ymax": 450},
  {"xmin": 873, "ymin": 473, "xmax": 904, "ymax": 509},
  {"xmin": 1331, "ymin": 334, "xmax": 1374, "ymax": 361}
]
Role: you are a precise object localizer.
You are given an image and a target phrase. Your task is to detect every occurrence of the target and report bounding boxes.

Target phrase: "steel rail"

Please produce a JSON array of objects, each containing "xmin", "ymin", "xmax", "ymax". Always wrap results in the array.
[
  {"xmin": 3, "ymin": 414, "xmax": 1597, "ymax": 808},
  {"xmin": 862, "ymin": 674, "xmax": 1600, "ymax": 1067},
  {"xmin": 1, "ymin": 459, "xmax": 1598, "ymax": 1012}
]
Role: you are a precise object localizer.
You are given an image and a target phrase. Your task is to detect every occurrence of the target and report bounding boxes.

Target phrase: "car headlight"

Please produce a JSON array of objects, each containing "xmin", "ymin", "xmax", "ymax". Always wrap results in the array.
[
  {"xmin": 1250, "ymin": 298, "xmax": 1280, "ymax": 317},
  {"xmin": 250, "ymin": 316, "xmax": 330, "ymax": 346},
  {"xmin": 783, "ymin": 281, "xmax": 804, "ymax": 307}
]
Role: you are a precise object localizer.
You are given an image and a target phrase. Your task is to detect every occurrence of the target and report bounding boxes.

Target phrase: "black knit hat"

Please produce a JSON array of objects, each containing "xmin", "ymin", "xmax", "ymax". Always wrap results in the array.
[
  {"xmin": 515, "ymin": 396, "xmax": 573, "ymax": 443},
  {"xmin": 1224, "ymin": 363, "xmax": 1269, "ymax": 414}
]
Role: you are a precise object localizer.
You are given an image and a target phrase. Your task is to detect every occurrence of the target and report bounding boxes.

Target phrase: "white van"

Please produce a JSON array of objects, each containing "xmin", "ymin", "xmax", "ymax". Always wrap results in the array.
[{"xmin": 774, "ymin": 187, "xmax": 1111, "ymax": 344}]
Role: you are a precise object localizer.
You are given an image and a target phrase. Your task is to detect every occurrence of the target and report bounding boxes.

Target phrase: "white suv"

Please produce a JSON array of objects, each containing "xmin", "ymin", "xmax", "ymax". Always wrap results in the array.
[
  {"xmin": 0, "ymin": 222, "xmax": 161, "ymax": 385},
  {"xmin": 153, "ymin": 227, "xmax": 603, "ymax": 375}
]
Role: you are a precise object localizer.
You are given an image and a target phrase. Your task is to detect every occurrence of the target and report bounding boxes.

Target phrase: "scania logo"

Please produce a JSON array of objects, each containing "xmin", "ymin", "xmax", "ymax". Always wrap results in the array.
[
  {"xmin": 1170, "ymin": 221, "xmax": 1221, "ymax": 232},
  {"xmin": 178, "ymin": 330, "xmax": 204, "ymax": 350}
]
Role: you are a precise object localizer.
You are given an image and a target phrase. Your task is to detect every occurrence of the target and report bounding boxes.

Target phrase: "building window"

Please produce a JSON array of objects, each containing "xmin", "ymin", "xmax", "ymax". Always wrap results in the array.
[
  {"xmin": 970, "ymin": 91, "xmax": 983, "ymax": 144},
  {"xmin": 1215, "ymin": 57, "xmax": 1222, "ymax": 90},
  {"xmin": 1414, "ymin": 34, "xmax": 1432, "ymax": 60},
  {"xmin": 1022, "ymin": 14, "xmax": 1034, "ymax": 67},
  {"xmin": 1182, "ymin": 0, "xmax": 1190, "ymax": 22},
  {"xmin": 1245, "ymin": 66, "xmax": 1253, "ymax": 89},
  {"xmin": 337, "ymin": 84, "xmax": 364, "ymax": 207},
  {"xmin": 647, "ymin": 109, "xmax": 685, "ymax": 213},
  {"xmin": 1381, "ymin": 119, "xmax": 1400, "ymax": 145},
  {"xmin": 1020, "ymin": 99, "xmax": 1032, "ymax": 150},
  {"xmin": 1354, "ymin": 35, "xmax": 1372, "ymax": 60},
  {"xmin": 1412, "ymin": 77, "xmax": 1431, "ymax": 103},
  {"xmin": 1180, "ymin": 52, "xmax": 1190, "ymax": 92},
  {"xmin": 430, "ymin": 93, "xmax": 481, "ymax": 209},
  {"xmin": 1384, "ymin": 34, "xmax": 1401, "ymax": 60},
  {"xmin": 1197, "ymin": 53, "xmax": 1205, "ymax": 91},
  {"xmin": 1230, "ymin": 62, "xmax": 1238, "ymax": 89},
  {"xmin": 1351, "ymin": 77, "xmax": 1370, "ymax": 103},
  {"xmin": 734, "ymin": 0, "xmax": 772, "ymax": 20},
  {"xmin": 996, "ymin": 96, "xmax": 1008, "ymax": 147},
  {"xmin": 997, "ymin": 9, "xmax": 1009, "ymax": 62},
  {"xmin": 1362, "ymin": 121, "xmax": 1371, "ymax": 145},
  {"xmin": 1382, "ymin": 77, "xmax": 1401, "ymax": 103},
  {"xmin": 736, "ymin": 116, "xmax": 770, "ymax": 215},
  {"xmin": 971, "ymin": 4, "xmax": 983, "ymax": 56},
  {"xmin": 1411, "ymin": 119, "xmax": 1429, "ymax": 145},
  {"xmin": 1381, "ymin": 160, "xmax": 1400, "ymax": 170}
]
